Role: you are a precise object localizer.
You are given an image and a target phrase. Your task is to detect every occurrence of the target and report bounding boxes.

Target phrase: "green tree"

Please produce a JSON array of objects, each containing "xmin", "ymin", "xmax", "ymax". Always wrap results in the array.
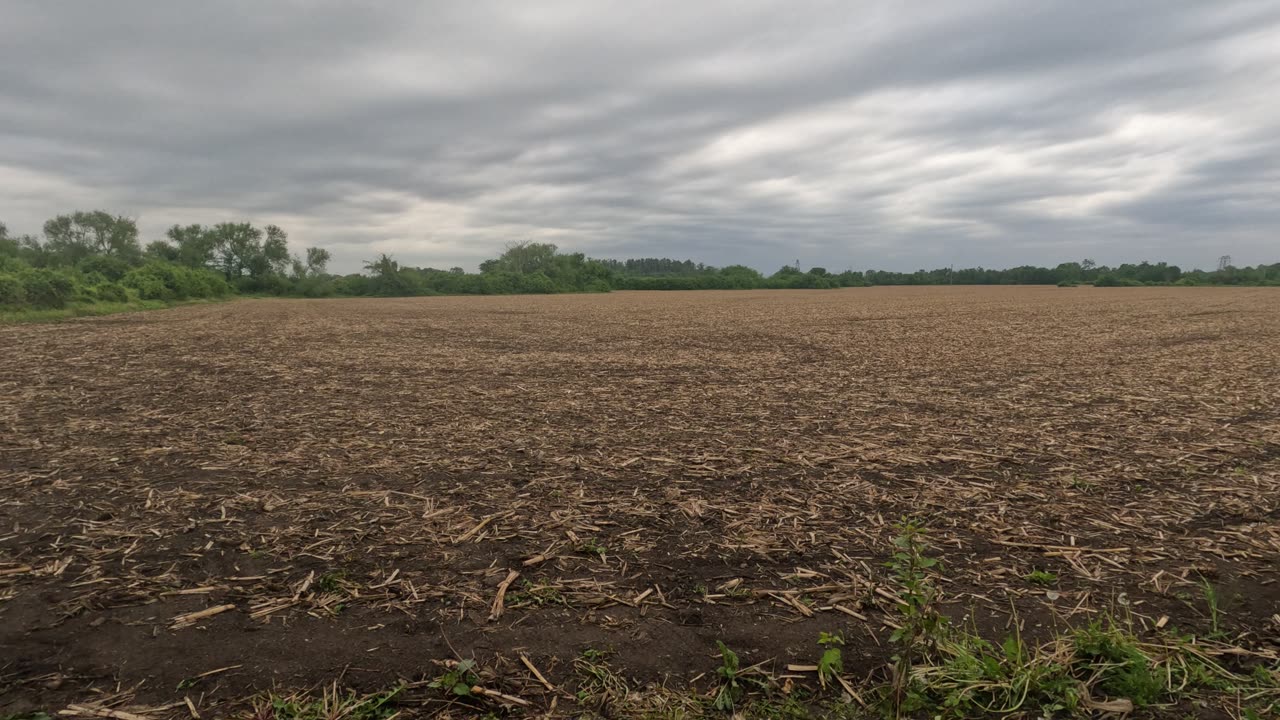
[
  {"xmin": 207, "ymin": 222, "xmax": 263, "ymax": 279},
  {"xmin": 166, "ymin": 224, "xmax": 217, "ymax": 268},
  {"xmin": 145, "ymin": 239, "xmax": 181, "ymax": 262},
  {"xmin": 260, "ymin": 225, "xmax": 291, "ymax": 276},
  {"xmin": 305, "ymin": 247, "xmax": 332, "ymax": 275},
  {"xmin": 0, "ymin": 222, "xmax": 15, "ymax": 257},
  {"xmin": 42, "ymin": 211, "xmax": 142, "ymax": 264},
  {"xmin": 491, "ymin": 240, "xmax": 559, "ymax": 274}
]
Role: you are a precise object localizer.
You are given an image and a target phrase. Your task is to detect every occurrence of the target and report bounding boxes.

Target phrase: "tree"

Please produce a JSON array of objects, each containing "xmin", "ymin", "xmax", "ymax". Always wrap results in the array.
[
  {"xmin": 145, "ymin": 239, "xmax": 181, "ymax": 262},
  {"xmin": 363, "ymin": 253, "xmax": 398, "ymax": 277},
  {"xmin": 207, "ymin": 222, "xmax": 263, "ymax": 279},
  {"xmin": 42, "ymin": 211, "xmax": 141, "ymax": 264},
  {"xmin": 166, "ymin": 224, "xmax": 216, "ymax": 268},
  {"xmin": 261, "ymin": 225, "xmax": 291, "ymax": 275},
  {"xmin": 0, "ymin": 222, "xmax": 16, "ymax": 258},
  {"xmin": 304, "ymin": 247, "xmax": 331, "ymax": 276},
  {"xmin": 362, "ymin": 253, "xmax": 416, "ymax": 296},
  {"xmin": 493, "ymin": 240, "xmax": 558, "ymax": 274}
]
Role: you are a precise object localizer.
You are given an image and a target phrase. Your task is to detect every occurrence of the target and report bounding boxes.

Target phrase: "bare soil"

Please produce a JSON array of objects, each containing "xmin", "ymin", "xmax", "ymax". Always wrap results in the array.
[{"xmin": 1, "ymin": 287, "xmax": 1278, "ymax": 717}]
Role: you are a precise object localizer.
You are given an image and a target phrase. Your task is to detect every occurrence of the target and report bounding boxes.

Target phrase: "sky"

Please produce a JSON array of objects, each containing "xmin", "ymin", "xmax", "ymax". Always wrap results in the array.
[{"xmin": 2, "ymin": 1, "xmax": 1278, "ymax": 274}]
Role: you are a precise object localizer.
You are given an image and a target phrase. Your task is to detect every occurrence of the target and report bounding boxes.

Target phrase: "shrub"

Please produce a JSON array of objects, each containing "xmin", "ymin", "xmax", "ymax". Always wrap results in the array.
[
  {"xmin": 77, "ymin": 254, "xmax": 132, "ymax": 282},
  {"xmin": 1057, "ymin": 280, "xmax": 1078, "ymax": 287},
  {"xmin": 21, "ymin": 268, "xmax": 79, "ymax": 308},
  {"xmin": 123, "ymin": 271, "xmax": 171, "ymax": 300},
  {"xmin": 518, "ymin": 272, "xmax": 557, "ymax": 294},
  {"xmin": 1094, "ymin": 275, "xmax": 1143, "ymax": 287},
  {"xmin": 196, "ymin": 269, "xmax": 231, "ymax": 297},
  {"xmin": 123, "ymin": 262, "xmax": 229, "ymax": 300},
  {"xmin": 0, "ymin": 255, "xmax": 28, "ymax": 273},
  {"xmin": 0, "ymin": 273, "xmax": 25, "ymax": 306},
  {"xmin": 94, "ymin": 282, "xmax": 129, "ymax": 303}
]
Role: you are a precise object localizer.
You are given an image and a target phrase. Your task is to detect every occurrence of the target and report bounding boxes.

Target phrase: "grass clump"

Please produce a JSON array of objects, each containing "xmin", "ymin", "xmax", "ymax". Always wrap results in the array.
[
  {"xmin": 251, "ymin": 684, "xmax": 402, "ymax": 720},
  {"xmin": 880, "ymin": 522, "xmax": 1280, "ymax": 719}
]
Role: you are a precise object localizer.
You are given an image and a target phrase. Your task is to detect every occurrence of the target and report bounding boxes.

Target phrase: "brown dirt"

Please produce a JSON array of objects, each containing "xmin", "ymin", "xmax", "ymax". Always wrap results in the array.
[{"xmin": 1, "ymin": 286, "xmax": 1278, "ymax": 717}]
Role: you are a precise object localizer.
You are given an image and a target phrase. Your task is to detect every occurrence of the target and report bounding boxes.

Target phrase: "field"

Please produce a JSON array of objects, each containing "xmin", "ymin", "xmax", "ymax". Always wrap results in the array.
[{"xmin": 2, "ymin": 287, "xmax": 1278, "ymax": 718}]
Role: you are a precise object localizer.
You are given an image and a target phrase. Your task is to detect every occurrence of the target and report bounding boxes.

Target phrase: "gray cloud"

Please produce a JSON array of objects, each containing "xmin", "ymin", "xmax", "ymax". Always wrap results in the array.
[{"xmin": 2, "ymin": 0, "xmax": 1278, "ymax": 272}]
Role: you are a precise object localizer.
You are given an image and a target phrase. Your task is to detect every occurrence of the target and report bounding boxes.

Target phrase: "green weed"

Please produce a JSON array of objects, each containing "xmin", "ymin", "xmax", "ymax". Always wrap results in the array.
[
  {"xmin": 427, "ymin": 659, "xmax": 480, "ymax": 698},
  {"xmin": 817, "ymin": 632, "xmax": 844, "ymax": 689},
  {"xmin": 1025, "ymin": 570, "xmax": 1058, "ymax": 586}
]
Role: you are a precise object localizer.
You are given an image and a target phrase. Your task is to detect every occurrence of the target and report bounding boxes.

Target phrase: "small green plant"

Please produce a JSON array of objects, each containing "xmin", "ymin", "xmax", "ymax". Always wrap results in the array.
[
  {"xmin": 578, "ymin": 538, "xmax": 608, "ymax": 560},
  {"xmin": 886, "ymin": 522, "xmax": 947, "ymax": 712},
  {"xmin": 314, "ymin": 571, "xmax": 344, "ymax": 594},
  {"xmin": 712, "ymin": 641, "xmax": 744, "ymax": 711},
  {"xmin": 428, "ymin": 659, "xmax": 480, "ymax": 698},
  {"xmin": 1199, "ymin": 577, "xmax": 1224, "ymax": 638},
  {"xmin": 817, "ymin": 631, "xmax": 844, "ymax": 689},
  {"xmin": 1071, "ymin": 621, "xmax": 1165, "ymax": 705},
  {"xmin": 1025, "ymin": 570, "xmax": 1058, "ymax": 586}
]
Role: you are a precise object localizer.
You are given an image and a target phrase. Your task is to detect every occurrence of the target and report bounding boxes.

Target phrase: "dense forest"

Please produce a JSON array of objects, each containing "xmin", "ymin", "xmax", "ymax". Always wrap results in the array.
[{"xmin": 2, "ymin": 211, "xmax": 1277, "ymax": 315}]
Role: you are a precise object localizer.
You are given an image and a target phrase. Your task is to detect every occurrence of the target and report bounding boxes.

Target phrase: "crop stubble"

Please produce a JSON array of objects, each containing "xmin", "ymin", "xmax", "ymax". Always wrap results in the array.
[{"xmin": 1, "ymin": 286, "xmax": 1278, "ymax": 715}]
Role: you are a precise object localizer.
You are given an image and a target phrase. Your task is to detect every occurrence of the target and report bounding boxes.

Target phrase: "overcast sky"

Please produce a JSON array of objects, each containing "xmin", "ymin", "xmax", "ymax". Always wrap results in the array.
[{"xmin": 2, "ymin": 1, "xmax": 1278, "ymax": 273}]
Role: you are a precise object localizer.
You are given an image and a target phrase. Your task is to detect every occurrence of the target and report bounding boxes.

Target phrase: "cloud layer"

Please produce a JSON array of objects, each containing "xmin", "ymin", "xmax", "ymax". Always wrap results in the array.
[{"xmin": 3, "ymin": 1, "xmax": 1278, "ymax": 272}]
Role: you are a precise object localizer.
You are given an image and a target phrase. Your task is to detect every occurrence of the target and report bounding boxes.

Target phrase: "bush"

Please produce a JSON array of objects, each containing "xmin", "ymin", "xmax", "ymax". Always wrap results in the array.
[
  {"xmin": 197, "ymin": 269, "xmax": 231, "ymax": 297},
  {"xmin": 1057, "ymin": 280, "xmax": 1078, "ymax": 287},
  {"xmin": 123, "ymin": 272, "xmax": 171, "ymax": 300},
  {"xmin": 94, "ymin": 282, "xmax": 129, "ymax": 303},
  {"xmin": 518, "ymin": 272, "xmax": 557, "ymax": 294},
  {"xmin": 77, "ymin": 254, "xmax": 132, "ymax": 282},
  {"xmin": 0, "ymin": 273, "xmax": 26, "ymax": 306},
  {"xmin": 1093, "ymin": 275, "xmax": 1142, "ymax": 287},
  {"xmin": 123, "ymin": 262, "xmax": 230, "ymax": 300},
  {"xmin": 21, "ymin": 268, "xmax": 79, "ymax": 308}
]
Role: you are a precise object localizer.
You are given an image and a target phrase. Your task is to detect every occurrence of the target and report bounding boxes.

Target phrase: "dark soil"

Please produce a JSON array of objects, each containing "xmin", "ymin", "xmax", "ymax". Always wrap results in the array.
[{"xmin": 1, "ymin": 287, "xmax": 1278, "ymax": 717}]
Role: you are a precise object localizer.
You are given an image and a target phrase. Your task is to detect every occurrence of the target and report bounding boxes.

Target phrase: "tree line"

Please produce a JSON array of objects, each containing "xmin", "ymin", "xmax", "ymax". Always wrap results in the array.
[{"xmin": 3, "ymin": 210, "xmax": 1277, "ymax": 313}]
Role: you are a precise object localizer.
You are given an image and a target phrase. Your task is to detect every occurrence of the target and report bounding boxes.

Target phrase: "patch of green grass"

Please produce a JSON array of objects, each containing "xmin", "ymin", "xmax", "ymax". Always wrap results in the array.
[
  {"xmin": 877, "ymin": 519, "xmax": 1277, "ymax": 718},
  {"xmin": 575, "ymin": 648, "xmax": 629, "ymax": 709},
  {"xmin": 253, "ymin": 684, "xmax": 402, "ymax": 720},
  {"xmin": 0, "ymin": 297, "xmax": 227, "ymax": 324}
]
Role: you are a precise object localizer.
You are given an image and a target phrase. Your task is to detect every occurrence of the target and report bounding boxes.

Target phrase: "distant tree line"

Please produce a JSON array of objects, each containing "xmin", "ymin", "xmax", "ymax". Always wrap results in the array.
[
  {"xmin": 606, "ymin": 258, "xmax": 1280, "ymax": 289},
  {"xmin": 0, "ymin": 212, "xmax": 329, "ymax": 311},
  {"xmin": 3, "ymin": 210, "xmax": 1277, "ymax": 314}
]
